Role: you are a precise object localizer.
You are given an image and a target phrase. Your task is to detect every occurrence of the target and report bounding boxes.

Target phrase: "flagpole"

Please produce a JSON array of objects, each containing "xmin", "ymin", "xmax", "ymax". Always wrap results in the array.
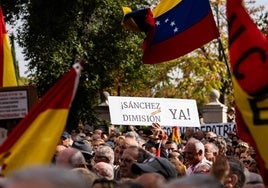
[
  {"xmin": 217, "ymin": 38, "xmax": 231, "ymax": 77},
  {"xmin": 10, "ymin": 33, "xmax": 20, "ymax": 81}
]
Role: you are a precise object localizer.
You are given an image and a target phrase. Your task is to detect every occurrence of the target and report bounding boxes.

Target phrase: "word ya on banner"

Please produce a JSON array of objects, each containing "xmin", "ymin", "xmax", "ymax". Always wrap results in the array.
[{"xmin": 108, "ymin": 96, "xmax": 200, "ymax": 127}]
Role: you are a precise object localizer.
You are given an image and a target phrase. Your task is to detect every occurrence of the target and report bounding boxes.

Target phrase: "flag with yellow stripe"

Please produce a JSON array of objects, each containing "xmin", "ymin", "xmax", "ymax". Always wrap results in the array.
[
  {"xmin": 0, "ymin": 7, "xmax": 17, "ymax": 87},
  {"xmin": 171, "ymin": 126, "xmax": 180, "ymax": 144},
  {"xmin": 227, "ymin": 0, "xmax": 268, "ymax": 184},
  {"xmin": 0, "ymin": 62, "xmax": 82, "ymax": 176}
]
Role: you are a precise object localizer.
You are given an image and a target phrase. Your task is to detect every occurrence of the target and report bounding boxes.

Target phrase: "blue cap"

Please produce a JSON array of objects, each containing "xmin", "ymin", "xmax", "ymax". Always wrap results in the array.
[{"xmin": 62, "ymin": 131, "xmax": 71, "ymax": 139}]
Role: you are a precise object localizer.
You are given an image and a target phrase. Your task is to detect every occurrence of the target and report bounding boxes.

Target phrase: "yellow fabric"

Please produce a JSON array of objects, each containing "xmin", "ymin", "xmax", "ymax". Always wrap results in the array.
[
  {"xmin": 122, "ymin": 6, "xmax": 132, "ymax": 16},
  {"xmin": 152, "ymin": 0, "xmax": 182, "ymax": 18},
  {"xmin": 233, "ymin": 77, "xmax": 268, "ymax": 170},
  {"xmin": 0, "ymin": 109, "xmax": 68, "ymax": 176},
  {"xmin": 3, "ymin": 33, "xmax": 17, "ymax": 87},
  {"xmin": 171, "ymin": 126, "xmax": 181, "ymax": 144}
]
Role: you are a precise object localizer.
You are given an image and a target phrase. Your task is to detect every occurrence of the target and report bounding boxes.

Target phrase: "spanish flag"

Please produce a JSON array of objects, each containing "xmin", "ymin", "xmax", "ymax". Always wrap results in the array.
[
  {"xmin": 0, "ymin": 7, "xmax": 17, "ymax": 87},
  {"xmin": 171, "ymin": 126, "xmax": 180, "ymax": 144},
  {"xmin": 227, "ymin": 0, "xmax": 268, "ymax": 184},
  {"xmin": 0, "ymin": 62, "xmax": 82, "ymax": 176}
]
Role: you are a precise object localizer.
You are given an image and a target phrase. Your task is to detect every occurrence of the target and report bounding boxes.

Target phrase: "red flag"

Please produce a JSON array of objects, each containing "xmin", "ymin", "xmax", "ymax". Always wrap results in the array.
[
  {"xmin": 0, "ymin": 7, "xmax": 17, "ymax": 87},
  {"xmin": 0, "ymin": 62, "xmax": 82, "ymax": 176},
  {"xmin": 227, "ymin": 0, "xmax": 268, "ymax": 184}
]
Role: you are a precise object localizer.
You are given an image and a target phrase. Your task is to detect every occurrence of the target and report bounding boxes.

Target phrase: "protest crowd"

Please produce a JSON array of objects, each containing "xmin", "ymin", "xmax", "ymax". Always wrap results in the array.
[
  {"xmin": 0, "ymin": 119, "xmax": 265, "ymax": 188},
  {"xmin": 0, "ymin": 0, "xmax": 267, "ymax": 185}
]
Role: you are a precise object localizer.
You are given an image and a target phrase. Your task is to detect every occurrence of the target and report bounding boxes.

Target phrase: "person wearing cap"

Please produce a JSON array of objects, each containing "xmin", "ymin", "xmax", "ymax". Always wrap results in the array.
[
  {"xmin": 72, "ymin": 140, "xmax": 93, "ymax": 169},
  {"xmin": 52, "ymin": 131, "xmax": 73, "ymax": 164},
  {"xmin": 183, "ymin": 138, "xmax": 212, "ymax": 175},
  {"xmin": 131, "ymin": 156, "xmax": 177, "ymax": 180},
  {"xmin": 60, "ymin": 131, "xmax": 72, "ymax": 148}
]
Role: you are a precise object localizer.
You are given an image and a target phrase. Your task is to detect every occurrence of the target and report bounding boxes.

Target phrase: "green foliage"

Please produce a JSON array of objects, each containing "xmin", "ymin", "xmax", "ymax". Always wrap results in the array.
[{"xmin": 3, "ymin": 0, "xmax": 267, "ymax": 129}]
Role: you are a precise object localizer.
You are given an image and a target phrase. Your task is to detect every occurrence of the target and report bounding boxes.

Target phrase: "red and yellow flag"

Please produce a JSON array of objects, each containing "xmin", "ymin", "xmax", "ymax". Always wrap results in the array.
[
  {"xmin": 0, "ymin": 62, "xmax": 82, "ymax": 176},
  {"xmin": 227, "ymin": 0, "xmax": 268, "ymax": 184},
  {"xmin": 0, "ymin": 7, "xmax": 17, "ymax": 87},
  {"xmin": 171, "ymin": 126, "xmax": 180, "ymax": 144}
]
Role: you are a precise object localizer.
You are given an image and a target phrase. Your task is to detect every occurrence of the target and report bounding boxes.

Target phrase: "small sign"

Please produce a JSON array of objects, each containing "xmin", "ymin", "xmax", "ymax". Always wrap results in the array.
[
  {"xmin": 0, "ymin": 90, "xmax": 28, "ymax": 119},
  {"xmin": 108, "ymin": 96, "xmax": 200, "ymax": 127}
]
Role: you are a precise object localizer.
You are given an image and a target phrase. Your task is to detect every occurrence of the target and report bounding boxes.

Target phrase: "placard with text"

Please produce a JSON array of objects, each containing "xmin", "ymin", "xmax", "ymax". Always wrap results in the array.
[{"xmin": 108, "ymin": 96, "xmax": 200, "ymax": 127}]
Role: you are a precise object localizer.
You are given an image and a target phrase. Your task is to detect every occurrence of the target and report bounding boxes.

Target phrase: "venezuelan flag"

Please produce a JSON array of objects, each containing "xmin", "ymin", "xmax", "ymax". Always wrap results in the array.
[
  {"xmin": 227, "ymin": 0, "xmax": 268, "ymax": 184},
  {"xmin": 142, "ymin": 0, "xmax": 219, "ymax": 64},
  {"xmin": 0, "ymin": 62, "xmax": 82, "ymax": 176},
  {"xmin": 0, "ymin": 7, "xmax": 17, "ymax": 87}
]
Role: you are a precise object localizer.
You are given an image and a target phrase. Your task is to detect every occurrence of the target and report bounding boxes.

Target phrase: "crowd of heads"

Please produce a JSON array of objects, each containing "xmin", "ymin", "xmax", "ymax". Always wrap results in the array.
[{"xmin": 0, "ymin": 123, "xmax": 265, "ymax": 188}]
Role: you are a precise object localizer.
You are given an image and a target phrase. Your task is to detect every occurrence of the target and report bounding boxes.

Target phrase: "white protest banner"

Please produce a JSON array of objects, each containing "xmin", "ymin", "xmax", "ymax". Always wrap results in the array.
[
  {"xmin": 163, "ymin": 122, "xmax": 237, "ymax": 138},
  {"xmin": 108, "ymin": 96, "xmax": 200, "ymax": 127}
]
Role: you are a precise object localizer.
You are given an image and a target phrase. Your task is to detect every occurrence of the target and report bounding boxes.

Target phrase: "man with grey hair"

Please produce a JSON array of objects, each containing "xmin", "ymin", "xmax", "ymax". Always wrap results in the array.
[
  {"xmin": 204, "ymin": 142, "xmax": 219, "ymax": 163},
  {"xmin": 183, "ymin": 138, "xmax": 212, "ymax": 175},
  {"xmin": 125, "ymin": 131, "xmax": 145, "ymax": 147},
  {"xmin": 93, "ymin": 145, "xmax": 114, "ymax": 165},
  {"xmin": 55, "ymin": 147, "xmax": 87, "ymax": 169},
  {"xmin": 93, "ymin": 162, "xmax": 114, "ymax": 180}
]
